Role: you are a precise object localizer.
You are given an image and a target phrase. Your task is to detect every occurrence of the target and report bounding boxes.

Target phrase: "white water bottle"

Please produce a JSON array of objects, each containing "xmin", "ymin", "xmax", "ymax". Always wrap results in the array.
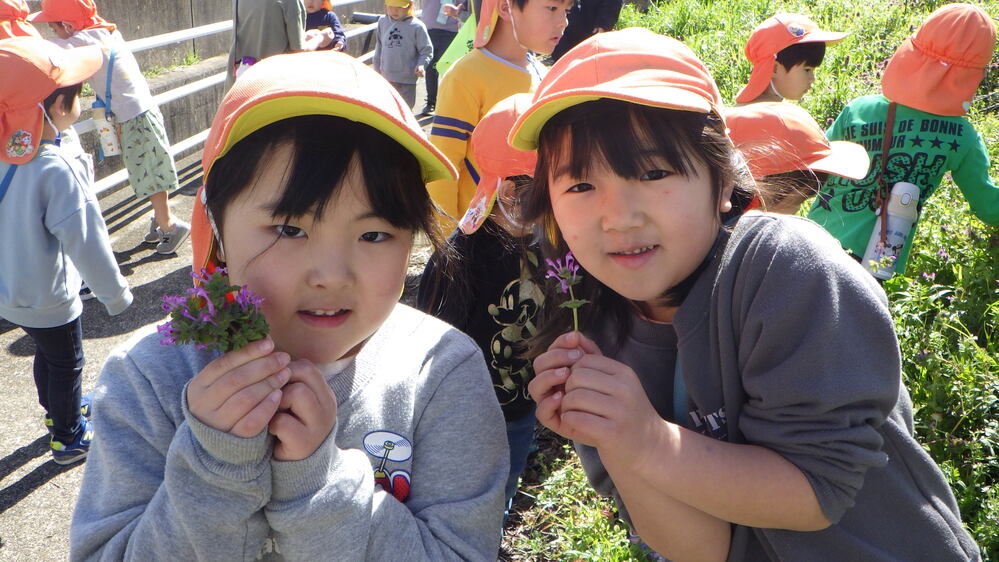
[
  {"xmin": 91, "ymin": 99, "xmax": 120, "ymax": 157},
  {"xmin": 861, "ymin": 181, "xmax": 920, "ymax": 280}
]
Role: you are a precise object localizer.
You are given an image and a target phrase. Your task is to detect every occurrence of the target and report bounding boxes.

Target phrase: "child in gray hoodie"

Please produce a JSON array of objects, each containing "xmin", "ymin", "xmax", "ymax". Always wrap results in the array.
[
  {"xmin": 374, "ymin": 0, "xmax": 433, "ymax": 110},
  {"xmin": 0, "ymin": 38, "xmax": 132, "ymax": 466}
]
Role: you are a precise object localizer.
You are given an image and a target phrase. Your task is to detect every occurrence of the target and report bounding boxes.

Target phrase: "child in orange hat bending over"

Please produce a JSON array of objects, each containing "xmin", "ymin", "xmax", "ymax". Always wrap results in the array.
[{"xmin": 726, "ymin": 102, "xmax": 870, "ymax": 214}]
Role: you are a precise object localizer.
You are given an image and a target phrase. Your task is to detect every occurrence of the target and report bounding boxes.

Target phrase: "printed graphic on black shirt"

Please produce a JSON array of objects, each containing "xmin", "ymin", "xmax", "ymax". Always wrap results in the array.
[
  {"xmin": 488, "ymin": 252, "xmax": 544, "ymax": 409},
  {"xmin": 816, "ymin": 117, "xmax": 961, "ymax": 213}
]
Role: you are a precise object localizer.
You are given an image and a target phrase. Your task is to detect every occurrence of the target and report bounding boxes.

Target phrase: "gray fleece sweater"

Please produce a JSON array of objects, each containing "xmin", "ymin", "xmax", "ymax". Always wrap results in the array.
[
  {"xmin": 0, "ymin": 144, "xmax": 131, "ymax": 328},
  {"xmin": 373, "ymin": 15, "xmax": 433, "ymax": 84},
  {"xmin": 579, "ymin": 212, "xmax": 979, "ymax": 560},
  {"xmin": 70, "ymin": 303, "xmax": 508, "ymax": 561}
]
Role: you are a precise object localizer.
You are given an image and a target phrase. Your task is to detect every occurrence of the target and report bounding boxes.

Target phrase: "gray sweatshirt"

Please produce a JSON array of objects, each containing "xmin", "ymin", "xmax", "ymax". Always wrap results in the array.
[
  {"xmin": 0, "ymin": 144, "xmax": 131, "ymax": 328},
  {"xmin": 70, "ymin": 303, "xmax": 508, "ymax": 561},
  {"xmin": 373, "ymin": 15, "xmax": 433, "ymax": 84},
  {"xmin": 580, "ymin": 212, "xmax": 979, "ymax": 560}
]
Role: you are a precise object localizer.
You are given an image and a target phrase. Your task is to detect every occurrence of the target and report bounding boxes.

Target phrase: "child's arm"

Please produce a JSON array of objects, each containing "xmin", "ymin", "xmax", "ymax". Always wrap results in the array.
[
  {"xmin": 262, "ymin": 339, "xmax": 507, "ymax": 560},
  {"xmin": 428, "ymin": 74, "xmax": 479, "ymax": 222},
  {"xmin": 285, "ymin": 0, "xmax": 310, "ymax": 51},
  {"xmin": 951, "ymin": 131, "xmax": 999, "ymax": 225},
  {"xmin": 70, "ymin": 337, "xmax": 290, "ymax": 559},
  {"xmin": 415, "ymin": 23, "xmax": 433, "ymax": 77},
  {"xmin": 44, "ymin": 159, "xmax": 131, "ymax": 315},
  {"xmin": 329, "ymin": 11, "xmax": 347, "ymax": 50},
  {"xmin": 373, "ymin": 18, "xmax": 385, "ymax": 73}
]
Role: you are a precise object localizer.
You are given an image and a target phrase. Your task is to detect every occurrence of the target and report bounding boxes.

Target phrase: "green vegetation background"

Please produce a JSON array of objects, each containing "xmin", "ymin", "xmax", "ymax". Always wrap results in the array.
[{"xmin": 502, "ymin": 0, "xmax": 999, "ymax": 559}]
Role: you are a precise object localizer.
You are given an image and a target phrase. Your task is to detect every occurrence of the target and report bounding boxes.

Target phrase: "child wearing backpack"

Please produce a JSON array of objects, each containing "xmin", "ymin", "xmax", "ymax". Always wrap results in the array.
[
  {"xmin": 70, "ymin": 51, "xmax": 508, "ymax": 560},
  {"xmin": 807, "ymin": 3, "xmax": 999, "ymax": 280},
  {"xmin": 0, "ymin": 37, "xmax": 132, "ymax": 465},
  {"xmin": 418, "ymin": 93, "xmax": 542, "ymax": 511},
  {"xmin": 29, "ymin": 0, "xmax": 191, "ymax": 255},
  {"xmin": 516, "ymin": 27, "xmax": 979, "ymax": 560}
]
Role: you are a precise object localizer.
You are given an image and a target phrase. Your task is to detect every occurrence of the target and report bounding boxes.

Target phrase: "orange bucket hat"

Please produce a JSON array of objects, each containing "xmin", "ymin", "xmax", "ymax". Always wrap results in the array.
[
  {"xmin": 882, "ymin": 3, "xmax": 996, "ymax": 116},
  {"xmin": 191, "ymin": 50, "xmax": 457, "ymax": 272},
  {"xmin": 726, "ymin": 102, "xmax": 869, "ymax": 180},
  {"xmin": 510, "ymin": 27, "xmax": 724, "ymax": 151},
  {"xmin": 0, "ymin": 37, "xmax": 101, "ymax": 164},
  {"xmin": 735, "ymin": 13, "xmax": 847, "ymax": 104},
  {"xmin": 459, "ymin": 93, "xmax": 536, "ymax": 234},
  {"xmin": 474, "ymin": 0, "xmax": 500, "ymax": 48},
  {"xmin": 27, "ymin": 0, "xmax": 116, "ymax": 32},
  {"xmin": 0, "ymin": 0, "xmax": 40, "ymax": 39}
]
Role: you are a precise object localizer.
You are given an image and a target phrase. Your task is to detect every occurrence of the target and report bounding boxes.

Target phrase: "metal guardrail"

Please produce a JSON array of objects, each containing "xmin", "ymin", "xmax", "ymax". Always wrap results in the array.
[{"xmin": 85, "ymin": 4, "xmax": 381, "ymax": 197}]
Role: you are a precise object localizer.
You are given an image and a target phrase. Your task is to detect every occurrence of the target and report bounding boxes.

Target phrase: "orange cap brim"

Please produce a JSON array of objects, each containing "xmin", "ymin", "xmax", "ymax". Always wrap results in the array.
[
  {"xmin": 510, "ymin": 88, "xmax": 713, "ymax": 152},
  {"xmin": 808, "ymin": 140, "xmax": 870, "ymax": 180}
]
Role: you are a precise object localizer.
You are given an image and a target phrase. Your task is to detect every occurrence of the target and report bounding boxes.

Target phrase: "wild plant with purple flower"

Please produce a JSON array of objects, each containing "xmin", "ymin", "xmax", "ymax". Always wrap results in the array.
[
  {"xmin": 545, "ymin": 251, "xmax": 589, "ymax": 332},
  {"xmin": 158, "ymin": 264, "xmax": 269, "ymax": 353}
]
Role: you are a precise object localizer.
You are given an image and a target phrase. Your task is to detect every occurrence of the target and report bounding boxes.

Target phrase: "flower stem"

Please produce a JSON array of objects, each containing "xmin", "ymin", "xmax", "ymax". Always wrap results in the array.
[{"xmin": 569, "ymin": 285, "xmax": 579, "ymax": 332}]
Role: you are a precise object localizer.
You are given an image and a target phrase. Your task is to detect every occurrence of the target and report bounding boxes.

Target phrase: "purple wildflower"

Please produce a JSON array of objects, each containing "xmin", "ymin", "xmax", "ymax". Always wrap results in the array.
[
  {"xmin": 922, "ymin": 272, "xmax": 936, "ymax": 282},
  {"xmin": 156, "ymin": 322, "xmax": 176, "ymax": 345}
]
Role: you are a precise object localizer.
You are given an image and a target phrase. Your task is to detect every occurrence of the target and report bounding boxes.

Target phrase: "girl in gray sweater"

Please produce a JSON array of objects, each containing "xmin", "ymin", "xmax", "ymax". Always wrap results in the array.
[
  {"xmin": 517, "ymin": 29, "xmax": 978, "ymax": 561},
  {"xmin": 70, "ymin": 51, "xmax": 507, "ymax": 561}
]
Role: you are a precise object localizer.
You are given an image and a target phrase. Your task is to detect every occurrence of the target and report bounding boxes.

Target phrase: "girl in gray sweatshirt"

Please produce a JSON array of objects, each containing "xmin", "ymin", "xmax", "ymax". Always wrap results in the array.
[{"xmin": 70, "ymin": 51, "xmax": 506, "ymax": 561}]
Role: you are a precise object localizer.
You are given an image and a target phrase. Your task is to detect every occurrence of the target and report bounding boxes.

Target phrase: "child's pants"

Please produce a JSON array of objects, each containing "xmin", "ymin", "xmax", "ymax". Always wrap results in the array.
[
  {"xmin": 20, "ymin": 317, "xmax": 85, "ymax": 443},
  {"xmin": 389, "ymin": 82, "xmax": 417, "ymax": 111},
  {"xmin": 119, "ymin": 107, "xmax": 180, "ymax": 200},
  {"xmin": 505, "ymin": 409, "xmax": 537, "ymax": 509}
]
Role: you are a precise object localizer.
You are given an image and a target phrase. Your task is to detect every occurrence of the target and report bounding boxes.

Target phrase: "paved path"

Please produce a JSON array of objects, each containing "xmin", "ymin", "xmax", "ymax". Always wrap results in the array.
[{"xmin": 0, "ymin": 75, "xmax": 438, "ymax": 560}]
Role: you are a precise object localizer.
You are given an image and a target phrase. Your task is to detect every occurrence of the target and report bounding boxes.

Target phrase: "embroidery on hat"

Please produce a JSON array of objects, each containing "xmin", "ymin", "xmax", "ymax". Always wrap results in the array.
[
  {"xmin": 787, "ymin": 24, "xmax": 806, "ymax": 37},
  {"xmin": 6, "ymin": 129, "xmax": 34, "ymax": 158}
]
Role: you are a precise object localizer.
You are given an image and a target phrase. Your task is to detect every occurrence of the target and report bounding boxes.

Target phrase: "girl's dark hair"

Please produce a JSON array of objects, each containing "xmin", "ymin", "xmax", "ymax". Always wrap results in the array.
[
  {"xmin": 776, "ymin": 41, "xmax": 826, "ymax": 70},
  {"xmin": 520, "ymin": 99, "xmax": 757, "ymax": 356},
  {"xmin": 760, "ymin": 169, "xmax": 829, "ymax": 214},
  {"xmin": 204, "ymin": 114, "xmax": 443, "ymax": 255},
  {"xmin": 42, "ymin": 84, "xmax": 83, "ymax": 113}
]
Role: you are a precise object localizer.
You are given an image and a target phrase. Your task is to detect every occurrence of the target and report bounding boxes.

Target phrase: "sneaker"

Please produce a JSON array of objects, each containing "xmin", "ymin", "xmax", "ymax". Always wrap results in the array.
[
  {"xmin": 50, "ymin": 417, "xmax": 93, "ymax": 465},
  {"xmin": 44, "ymin": 393, "xmax": 92, "ymax": 433},
  {"xmin": 418, "ymin": 104, "xmax": 435, "ymax": 116},
  {"xmin": 79, "ymin": 283, "xmax": 96, "ymax": 301},
  {"xmin": 155, "ymin": 220, "xmax": 191, "ymax": 255},
  {"xmin": 144, "ymin": 217, "xmax": 162, "ymax": 243}
]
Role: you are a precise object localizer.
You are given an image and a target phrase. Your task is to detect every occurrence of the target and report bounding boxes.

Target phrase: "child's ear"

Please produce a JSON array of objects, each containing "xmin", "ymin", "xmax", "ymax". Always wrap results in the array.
[
  {"xmin": 719, "ymin": 183, "xmax": 736, "ymax": 213},
  {"xmin": 62, "ymin": 21, "xmax": 77, "ymax": 34},
  {"xmin": 497, "ymin": 0, "xmax": 513, "ymax": 21}
]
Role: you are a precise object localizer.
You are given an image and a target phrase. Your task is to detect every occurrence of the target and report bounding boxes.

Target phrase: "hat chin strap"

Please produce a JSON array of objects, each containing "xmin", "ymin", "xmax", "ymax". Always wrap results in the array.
[
  {"xmin": 768, "ymin": 80, "xmax": 785, "ymax": 101},
  {"xmin": 506, "ymin": 0, "xmax": 529, "ymax": 55},
  {"xmin": 38, "ymin": 103, "xmax": 61, "ymax": 145}
]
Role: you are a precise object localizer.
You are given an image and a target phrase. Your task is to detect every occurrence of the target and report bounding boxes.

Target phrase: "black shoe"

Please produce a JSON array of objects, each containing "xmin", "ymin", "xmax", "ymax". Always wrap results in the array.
[{"xmin": 419, "ymin": 104, "xmax": 435, "ymax": 116}]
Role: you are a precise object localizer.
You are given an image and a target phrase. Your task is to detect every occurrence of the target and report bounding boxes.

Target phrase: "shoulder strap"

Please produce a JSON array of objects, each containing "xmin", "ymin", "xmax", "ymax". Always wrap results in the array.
[
  {"xmin": 104, "ymin": 46, "xmax": 117, "ymax": 114},
  {"xmin": 876, "ymin": 101, "xmax": 898, "ymax": 247},
  {"xmin": 0, "ymin": 164, "xmax": 17, "ymax": 206}
]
